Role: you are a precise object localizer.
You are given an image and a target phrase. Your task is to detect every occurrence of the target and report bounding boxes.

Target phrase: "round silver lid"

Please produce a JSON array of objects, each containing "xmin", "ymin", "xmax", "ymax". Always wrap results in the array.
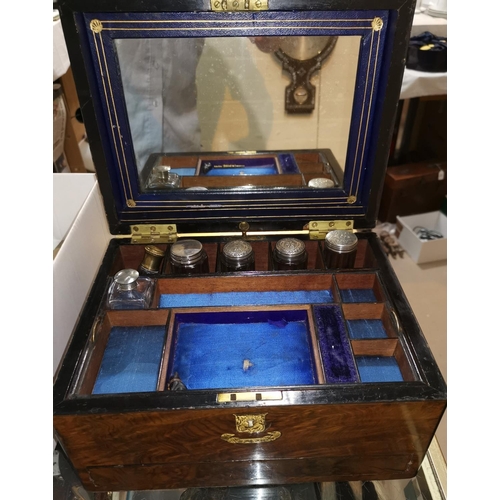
[
  {"xmin": 308, "ymin": 178, "xmax": 335, "ymax": 188},
  {"xmin": 113, "ymin": 269, "xmax": 139, "ymax": 290},
  {"xmin": 325, "ymin": 230, "xmax": 358, "ymax": 252},
  {"xmin": 223, "ymin": 240, "xmax": 253, "ymax": 261},
  {"xmin": 170, "ymin": 239, "xmax": 204, "ymax": 264},
  {"xmin": 275, "ymin": 238, "xmax": 306, "ymax": 258}
]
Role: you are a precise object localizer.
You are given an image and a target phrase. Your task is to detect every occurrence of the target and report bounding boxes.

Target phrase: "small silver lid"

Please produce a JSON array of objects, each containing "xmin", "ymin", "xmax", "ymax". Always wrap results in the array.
[
  {"xmin": 223, "ymin": 240, "xmax": 254, "ymax": 261},
  {"xmin": 324, "ymin": 230, "xmax": 358, "ymax": 253},
  {"xmin": 170, "ymin": 239, "xmax": 204, "ymax": 264},
  {"xmin": 275, "ymin": 238, "xmax": 306, "ymax": 258},
  {"xmin": 113, "ymin": 269, "xmax": 139, "ymax": 290},
  {"xmin": 308, "ymin": 178, "xmax": 335, "ymax": 188}
]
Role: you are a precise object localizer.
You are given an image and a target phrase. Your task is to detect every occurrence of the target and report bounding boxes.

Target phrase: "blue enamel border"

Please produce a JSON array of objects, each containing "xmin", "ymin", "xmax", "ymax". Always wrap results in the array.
[{"xmin": 80, "ymin": 10, "xmax": 389, "ymax": 223}]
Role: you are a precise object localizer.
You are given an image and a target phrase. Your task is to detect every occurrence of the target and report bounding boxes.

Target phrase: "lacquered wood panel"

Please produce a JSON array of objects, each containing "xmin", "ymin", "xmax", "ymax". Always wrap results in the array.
[
  {"xmin": 54, "ymin": 401, "xmax": 445, "ymax": 471},
  {"xmin": 80, "ymin": 453, "xmax": 420, "ymax": 491}
]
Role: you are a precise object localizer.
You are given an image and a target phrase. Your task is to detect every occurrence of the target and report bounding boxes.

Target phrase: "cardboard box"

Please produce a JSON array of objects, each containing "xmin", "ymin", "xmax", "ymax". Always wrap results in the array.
[
  {"xmin": 53, "ymin": 173, "xmax": 111, "ymax": 376},
  {"xmin": 396, "ymin": 211, "xmax": 447, "ymax": 264}
]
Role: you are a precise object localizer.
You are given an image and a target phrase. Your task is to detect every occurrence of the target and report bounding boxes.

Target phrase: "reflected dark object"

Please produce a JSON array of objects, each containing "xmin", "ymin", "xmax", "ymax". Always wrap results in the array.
[
  {"xmin": 139, "ymin": 245, "xmax": 166, "ymax": 275},
  {"xmin": 272, "ymin": 238, "xmax": 308, "ymax": 270},
  {"xmin": 220, "ymin": 240, "xmax": 255, "ymax": 272},
  {"xmin": 274, "ymin": 36, "xmax": 338, "ymax": 113},
  {"xmin": 106, "ymin": 269, "xmax": 154, "ymax": 309},
  {"xmin": 167, "ymin": 372, "xmax": 187, "ymax": 391},
  {"xmin": 323, "ymin": 230, "xmax": 358, "ymax": 269},
  {"xmin": 406, "ymin": 31, "xmax": 447, "ymax": 72},
  {"xmin": 169, "ymin": 239, "xmax": 209, "ymax": 275}
]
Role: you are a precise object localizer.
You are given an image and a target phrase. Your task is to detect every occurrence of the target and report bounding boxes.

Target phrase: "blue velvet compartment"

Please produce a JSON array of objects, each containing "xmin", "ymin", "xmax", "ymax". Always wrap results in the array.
[
  {"xmin": 340, "ymin": 289, "xmax": 377, "ymax": 303},
  {"xmin": 347, "ymin": 319, "xmax": 387, "ymax": 339},
  {"xmin": 170, "ymin": 167, "xmax": 196, "ymax": 176},
  {"xmin": 159, "ymin": 290, "xmax": 333, "ymax": 308},
  {"xmin": 356, "ymin": 356, "xmax": 403, "ymax": 383},
  {"xmin": 93, "ymin": 326, "xmax": 166, "ymax": 395},
  {"xmin": 313, "ymin": 305, "xmax": 358, "ymax": 384},
  {"xmin": 168, "ymin": 310, "xmax": 317, "ymax": 389}
]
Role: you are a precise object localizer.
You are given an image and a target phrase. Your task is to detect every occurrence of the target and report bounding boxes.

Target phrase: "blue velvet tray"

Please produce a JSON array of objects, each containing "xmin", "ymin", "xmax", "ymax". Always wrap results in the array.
[
  {"xmin": 160, "ymin": 290, "xmax": 334, "ymax": 308},
  {"xmin": 340, "ymin": 289, "xmax": 377, "ymax": 303},
  {"xmin": 356, "ymin": 356, "xmax": 403, "ymax": 383},
  {"xmin": 347, "ymin": 319, "xmax": 387, "ymax": 339},
  {"xmin": 167, "ymin": 309, "xmax": 318, "ymax": 389},
  {"xmin": 93, "ymin": 325, "xmax": 166, "ymax": 395}
]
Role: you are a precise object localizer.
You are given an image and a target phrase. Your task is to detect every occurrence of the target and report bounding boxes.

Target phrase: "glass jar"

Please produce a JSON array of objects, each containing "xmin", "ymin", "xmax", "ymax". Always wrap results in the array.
[
  {"xmin": 220, "ymin": 240, "xmax": 255, "ymax": 272},
  {"xmin": 324, "ymin": 230, "xmax": 358, "ymax": 269},
  {"xmin": 106, "ymin": 269, "xmax": 154, "ymax": 309},
  {"xmin": 146, "ymin": 165, "xmax": 181, "ymax": 189},
  {"xmin": 272, "ymin": 238, "xmax": 308, "ymax": 271},
  {"xmin": 169, "ymin": 239, "xmax": 209, "ymax": 275},
  {"xmin": 138, "ymin": 245, "xmax": 166, "ymax": 275}
]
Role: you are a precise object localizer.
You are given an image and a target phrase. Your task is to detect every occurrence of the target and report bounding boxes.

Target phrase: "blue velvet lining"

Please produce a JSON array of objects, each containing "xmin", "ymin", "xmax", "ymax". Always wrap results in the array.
[
  {"xmin": 313, "ymin": 305, "xmax": 359, "ymax": 384},
  {"xmin": 159, "ymin": 290, "xmax": 333, "ymax": 308},
  {"xmin": 93, "ymin": 326, "xmax": 166, "ymax": 395},
  {"xmin": 356, "ymin": 356, "xmax": 403, "ymax": 383},
  {"xmin": 347, "ymin": 319, "xmax": 387, "ymax": 339},
  {"xmin": 170, "ymin": 167, "xmax": 196, "ymax": 176},
  {"xmin": 168, "ymin": 310, "xmax": 317, "ymax": 389},
  {"xmin": 340, "ymin": 289, "xmax": 377, "ymax": 303}
]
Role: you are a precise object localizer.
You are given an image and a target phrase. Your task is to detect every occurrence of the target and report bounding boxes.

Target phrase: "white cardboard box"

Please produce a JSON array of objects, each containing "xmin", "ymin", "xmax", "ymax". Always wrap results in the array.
[
  {"xmin": 53, "ymin": 173, "xmax": 111, "ymax": 376},
  {"xmin": 396, "ymin": 211, "xmax": 447, "ymax": 264}
]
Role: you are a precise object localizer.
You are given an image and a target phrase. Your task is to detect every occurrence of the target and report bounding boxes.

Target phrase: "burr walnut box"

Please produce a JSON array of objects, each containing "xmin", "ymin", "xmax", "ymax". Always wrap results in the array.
[{"xmin": 54, "ymin": 0, "xmax": 446, "ymax": 492}]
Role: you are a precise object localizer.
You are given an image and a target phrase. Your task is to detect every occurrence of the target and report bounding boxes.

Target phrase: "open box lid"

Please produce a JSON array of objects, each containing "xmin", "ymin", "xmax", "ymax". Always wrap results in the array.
[{"xmin": 57, "ymin": 0, "xmax": 416, "ymax": 236}]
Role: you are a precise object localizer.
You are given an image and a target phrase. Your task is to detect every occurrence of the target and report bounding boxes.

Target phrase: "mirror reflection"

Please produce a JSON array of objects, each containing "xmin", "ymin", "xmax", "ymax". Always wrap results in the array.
[{"xmin": 114, "ymin": 36, "xmax": 361, "ymax": 191}]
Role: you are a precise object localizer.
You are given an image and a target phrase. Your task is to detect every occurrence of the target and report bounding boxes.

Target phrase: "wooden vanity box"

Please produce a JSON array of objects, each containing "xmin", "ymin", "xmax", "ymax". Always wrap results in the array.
[{"xmin": 54, "ymin": 0, "xmax": 447, "ymax": 493}]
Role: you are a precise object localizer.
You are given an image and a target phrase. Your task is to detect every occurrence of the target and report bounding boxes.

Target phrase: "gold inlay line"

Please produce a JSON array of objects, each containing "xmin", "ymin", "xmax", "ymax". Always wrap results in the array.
[
  {"xmin": 98, "ymin": 18, "xmax": 376, "ymax": 24},
  {"xmin": 102, "ymin": 26, "xmax": 372, "ymax": 31},
  {"xmin": 93, "ymin": 31, "xmax": 129, "ymax": 202},
  {"xmin": 356, "ymin": 30, "xmax": 381, "ymax": 196},
  {"xmin": 99, "ymin": 33, "xmax": 134, "ymax": 198}
]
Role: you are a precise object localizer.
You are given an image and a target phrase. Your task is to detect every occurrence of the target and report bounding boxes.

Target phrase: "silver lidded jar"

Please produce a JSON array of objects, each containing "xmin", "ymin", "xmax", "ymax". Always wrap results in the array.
[
  {"xmin": 169, "ymin": 239, "xmax": 209, "ymax": 275},
  {"xmin": 272, "ymin": 237, "xmax": 308, "ymax": 271},
  {"xmin": 106, "ymin": 269, "xmax": 154, "ymax": 309},
  {"xmin": 324, "ymin": 230, "xmax": 358, "ymax": 269},
  {"xmin": 220, "ymin": 240, "xmax": 255, "ymax": 272},
  {"xmin": 146, "ymin": 165, "xmax": 181, "ymax": 189}
]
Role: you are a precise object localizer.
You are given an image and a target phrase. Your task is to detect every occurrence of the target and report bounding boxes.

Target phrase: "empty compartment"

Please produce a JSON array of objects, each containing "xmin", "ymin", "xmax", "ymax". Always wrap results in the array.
[
  {"xmin": 351, "ymin": 340, "xmax": 415, "ymax": 383},
  {"xmin": 157, "ymin": 274, "xmax": 336, "ymax": 308},
  {"xmin": 342, "ymin": 303, "xmax": 398, "ymax": 339},
  {"xmin": 160, "ymin": 306, "xmax": 324, "ymax": 390},
  {"xmin": 75, "ymin": 310, "xmax": 169, "ymax": 396},
  {"xmin": 335, "ymin": 273, "xmax": 385, "ymax": 303}
]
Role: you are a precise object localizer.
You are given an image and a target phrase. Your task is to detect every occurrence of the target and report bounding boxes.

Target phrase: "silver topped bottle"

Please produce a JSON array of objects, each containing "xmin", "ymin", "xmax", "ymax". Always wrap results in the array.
[
  {"xmin": 106, "ymin": 269, "xmax": 154, "ymax": 309},
  {"xmin": 146, "ymin": 165, "xmax": 181, "ymax": 189},
  {"xmin": 324, "ymin": 230, "xmax": 358, "ymax": 269},
  {"xmin": 220, "ymin": 240, "xmax": 255, "ymax": 272},
  {"xmin": 272, "ymin": 238, "xmax": 308, "ymax": 270},
  {"xmin": 169, "ymin": 239, "xmax": 209, "ymax": 275}
]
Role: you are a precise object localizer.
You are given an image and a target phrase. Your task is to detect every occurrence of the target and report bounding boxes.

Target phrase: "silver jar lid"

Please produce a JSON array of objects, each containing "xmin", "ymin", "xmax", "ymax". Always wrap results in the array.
[
  {"xmin": 275, "ymin": 238, "xmax": 306, "ymax": 259},
  {"xmin": 308, "ymin": 178, "xmax": 335, "ymax": 188},
  {"xmin": 325, "ymin": 230, "xmax": 358, "ymax": 253},
  {"xmin": 222, "ymin": 240, "xmax": 254, "ymax": 262},
  {"xmin": 170, "ymin": 239, "xmax": 205, "ymax": 265},
  {"xmin": 113, "ymin": 269, "xmax": 139, "ymax": 290}
]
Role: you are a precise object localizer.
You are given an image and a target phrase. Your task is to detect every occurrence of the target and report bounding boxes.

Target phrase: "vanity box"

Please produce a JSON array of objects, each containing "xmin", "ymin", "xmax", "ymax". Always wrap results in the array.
[{"xmin": 54, "ymin": 0, "xmax": 446, "ymax": 493}]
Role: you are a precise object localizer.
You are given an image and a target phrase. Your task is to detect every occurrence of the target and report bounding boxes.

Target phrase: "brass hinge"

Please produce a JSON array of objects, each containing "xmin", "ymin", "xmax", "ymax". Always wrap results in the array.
[
  {"xmin": 131, "ymin": 224, "xmax": 178, "ymax": 244},
  {"xmin": 211, "ymin": 0, "xmax": 268, "ymax": 11},
  {"xmin": 307, "ymin": 220, "xmax": 354, "ymax": 240}
]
